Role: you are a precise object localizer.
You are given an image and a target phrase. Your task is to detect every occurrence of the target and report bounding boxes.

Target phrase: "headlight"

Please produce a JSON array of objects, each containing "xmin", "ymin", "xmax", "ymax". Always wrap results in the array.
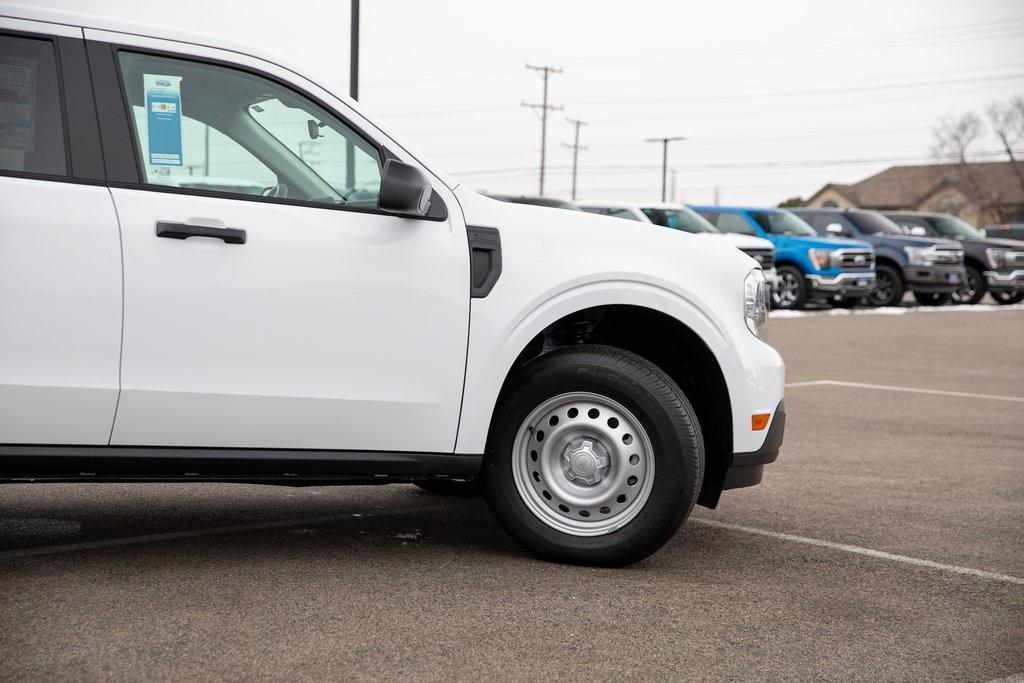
[
  {"xmin": 986, "ymin": 248, "xmax": 1010, "ymax": 269},
  {"xmin": 807, "ymin": 248, "xmax": 833, "ymax": 271},
  {"xmin": 744, "ymin": 268, "xmax": 770, "ymax": 338},
  {"xmin": 904, "ymin": 246, "xmax": 935, "ymax": 266}
]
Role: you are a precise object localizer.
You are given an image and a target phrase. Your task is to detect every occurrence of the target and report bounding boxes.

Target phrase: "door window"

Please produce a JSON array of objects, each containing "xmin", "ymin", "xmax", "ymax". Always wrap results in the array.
[
  {"xmin": 714, "ymin": 212, "xmax": 756, "ymax": 235},
  {"xmin": 0, "ymin": 34, "xmax": 66, "ymax": 176},
  {"xmin": 889, "ymin": 216, "xmax": 933, "ymax": 236},
  {"xmin": 116, "ymin": 51, "xmax": 382, "ymax": 208},
  {"xmin": 811, "ymin": 213, "xmax": 856, "ymax": 237}
]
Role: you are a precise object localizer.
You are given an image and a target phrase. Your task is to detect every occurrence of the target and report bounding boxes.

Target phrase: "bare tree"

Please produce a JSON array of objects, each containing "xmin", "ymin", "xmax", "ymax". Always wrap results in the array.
[
  {"xmin": 931, "ymin": 112, "xmax": 982, "ymax": 164},
  {"xmin": 931, "ymin": 112, "xmax": 988, "ymax": 215},
  {"xmin": 987, "ymin": 96, "xmax": 1024, "ymax": 200}
]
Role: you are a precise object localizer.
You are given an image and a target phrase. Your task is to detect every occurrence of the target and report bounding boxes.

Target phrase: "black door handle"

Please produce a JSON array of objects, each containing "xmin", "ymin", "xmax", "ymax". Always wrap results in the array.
[{"xmin": 156, "ymin": 221, "xmax": 247, "ymax": 244}]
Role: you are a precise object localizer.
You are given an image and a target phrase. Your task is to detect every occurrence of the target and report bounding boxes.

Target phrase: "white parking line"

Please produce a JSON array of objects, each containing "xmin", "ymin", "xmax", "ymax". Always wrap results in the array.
[
  {"xmin": 785, "ymin": 379, "xmax": 1024, "ymax": 403},
  {"xmin": 0, "ymin": 514, "xmax": 353, "ymax": 561},
  {"xmin": 986, "ymin": 674, "xmax": 1024, "ymax": 683},
  {"xmin": 692, "ymin": 518, "xmax": 1024, "ymax": 586}
]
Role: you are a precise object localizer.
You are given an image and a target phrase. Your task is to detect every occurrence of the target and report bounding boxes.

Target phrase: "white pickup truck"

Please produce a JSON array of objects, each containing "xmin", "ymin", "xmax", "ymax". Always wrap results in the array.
[
  {"xmin": 0, "ymin": 5, "xmax": 785, "ymax": 565},
  {"xmin": 578, "ymin": 200, "xmax": 779, "ymax": 282}
]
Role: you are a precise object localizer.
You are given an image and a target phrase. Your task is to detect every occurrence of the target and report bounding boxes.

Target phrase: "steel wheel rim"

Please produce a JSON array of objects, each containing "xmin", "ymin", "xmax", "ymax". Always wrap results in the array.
[
  {"xmin": 511, "ymin": 391, "xmax": 655, "ymax": 537},
  {"xmin": 773, "ymin": 272, "xmax": 799, "ymax": 308}
]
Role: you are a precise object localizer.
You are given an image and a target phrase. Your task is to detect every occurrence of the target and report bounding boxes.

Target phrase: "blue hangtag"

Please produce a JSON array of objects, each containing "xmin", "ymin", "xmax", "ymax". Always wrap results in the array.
[{"xmin": 144, "ymin": 74, "xmax": 183, "ymax": 166}]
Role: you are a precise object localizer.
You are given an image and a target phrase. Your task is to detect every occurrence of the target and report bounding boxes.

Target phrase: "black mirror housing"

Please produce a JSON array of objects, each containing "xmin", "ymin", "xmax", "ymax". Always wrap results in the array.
[{"xmin": 379, "ymin": 159, "xmax": 432, "ymax": 217}]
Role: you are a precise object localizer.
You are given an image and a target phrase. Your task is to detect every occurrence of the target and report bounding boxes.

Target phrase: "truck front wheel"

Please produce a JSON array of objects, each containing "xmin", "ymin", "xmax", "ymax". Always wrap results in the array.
[
  {"xmin": 991, "ymin": 288, "xmax": 1024, "ymax": 305},
  {"xmin": 951, "ymin": 265, "xmax": 985, "ymax": 305},
  {"xmin": 481, "ymin": 345, "xmax": 704, "ymax": 566},
  {"xmin": 772, "ymin": 265, "xmax": 807, "ymax": 310},
  {"xmin": 867, "ymin": 264, "xmax": 905, "ymax": 307}
]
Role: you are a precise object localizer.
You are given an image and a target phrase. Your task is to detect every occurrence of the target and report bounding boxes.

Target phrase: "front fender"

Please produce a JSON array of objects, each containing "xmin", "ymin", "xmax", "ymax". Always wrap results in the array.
[
  {"xmin": 454, "ymin": 277, "xmax": 733, "ymax": 454},
  {"xmin": 451, "ymin": 186, "xmax": 783, "ymax": 456}
]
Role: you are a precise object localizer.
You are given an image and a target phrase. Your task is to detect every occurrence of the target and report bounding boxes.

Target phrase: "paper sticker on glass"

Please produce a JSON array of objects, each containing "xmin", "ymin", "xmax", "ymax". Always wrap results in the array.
[
  {"xmin": 144, "ymin": 74, "xmax": 183, "ymax": 166},
  {"xmin": 0, "ymin": 55, "xmax": 37, "ymax": 151}
]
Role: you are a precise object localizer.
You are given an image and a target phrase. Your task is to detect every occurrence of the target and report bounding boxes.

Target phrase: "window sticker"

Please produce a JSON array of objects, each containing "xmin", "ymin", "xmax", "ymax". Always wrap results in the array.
[
  {"xmin": 144, "ymin": 74, "xmax": 183, "ymax": 166},
  {"xmin": 0, "ymin": 55, "xmax": 38, "ymax": 151}
]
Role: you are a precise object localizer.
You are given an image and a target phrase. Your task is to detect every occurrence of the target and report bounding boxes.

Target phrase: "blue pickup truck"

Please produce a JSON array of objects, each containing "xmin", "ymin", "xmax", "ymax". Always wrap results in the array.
[{"xmin": 690, "ymin": 205, "xmax": 876, "ymax": 310}]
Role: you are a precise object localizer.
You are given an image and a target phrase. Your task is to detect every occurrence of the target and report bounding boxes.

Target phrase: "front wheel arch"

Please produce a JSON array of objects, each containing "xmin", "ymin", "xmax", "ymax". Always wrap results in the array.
[{"xmin": 493, "ymin": 304, "xmax": 733, "ymax": 509}]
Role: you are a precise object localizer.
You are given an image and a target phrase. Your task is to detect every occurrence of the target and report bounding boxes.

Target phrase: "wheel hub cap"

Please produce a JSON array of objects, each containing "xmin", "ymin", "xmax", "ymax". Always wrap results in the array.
[{"xmin": 561, "ymin": 439, "xmax": 610, "ymax": 486}]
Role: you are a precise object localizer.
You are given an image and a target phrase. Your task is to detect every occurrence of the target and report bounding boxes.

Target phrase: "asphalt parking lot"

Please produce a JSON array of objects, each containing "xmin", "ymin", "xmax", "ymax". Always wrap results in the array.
[{"xmin": 1, "ymin": 306, "xmax": 1022, "ymax": 681}]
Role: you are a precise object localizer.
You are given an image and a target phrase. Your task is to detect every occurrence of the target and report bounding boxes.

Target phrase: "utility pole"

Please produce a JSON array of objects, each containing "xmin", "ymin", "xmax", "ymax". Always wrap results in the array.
[
  {"xmin": 522, "ymin": 64, "xmax": 563, "ymax": 196},
  {"xmin": 346, "ymin": 0, "xmax": 360, "ymax": 190},
  {"xmin": 644, "ymin": 136, "xmax": 686, "ymax": 202},
  {"xmin": 670, "ymin": 169, "xmax": 677, "ymax": 203},
  {"xmin": 349, "ymin": 0, "xmax": 360, "ymax": 101},
  {"xmin": 562, "ymin": 118, "xmax": 587, "ymax": 200},
  {"xmin": 713, "ymin": 185, "xmax": 720, "ymax": 206}
]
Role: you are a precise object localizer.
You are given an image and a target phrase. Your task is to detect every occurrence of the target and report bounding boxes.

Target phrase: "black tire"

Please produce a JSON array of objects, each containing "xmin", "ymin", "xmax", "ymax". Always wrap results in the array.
[
  {"xmin": 951, "ymin": 265, "xmax": 986, "ymax": 305},
  {"xmin": 481, "ymin": 345, "xmax": 704, "ymax": 567},
  {"xmin": 771, "ymin": 265, "xmax": 807, "ymax": 310},
  {"xmin": 867, "ymin": 264, "xmax": 904, "ymax": 307},
  {"xmin": 913, "ymin": 291, "xmax": 951, "ymax": 306},
  {"xmin": 414, "ymin": 479, "xmax": 481, "ymax": 496},
  {"xmin": 991, "ymin": 288, "xmax": 1024, "ymax": 305}
]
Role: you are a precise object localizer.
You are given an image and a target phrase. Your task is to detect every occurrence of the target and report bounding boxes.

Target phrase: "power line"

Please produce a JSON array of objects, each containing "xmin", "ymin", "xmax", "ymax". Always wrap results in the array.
[
  {"xmin": 521, "ymin": 64, "xmax": 563, "ymax": 196},
  {"xmin": 376, "ymin": 69, "xmax": 1024, "ymax": 120},
  {"xmin": 451, "ymin": 149, "xmax": 1016, "ymax": 178},
  {"xmin": 562, "ymin": 118, "xmax": 587, "ymax": 200},
  {"xmin": 363, "ymin": 16, "xmax": 1024, "ymax": 86}
]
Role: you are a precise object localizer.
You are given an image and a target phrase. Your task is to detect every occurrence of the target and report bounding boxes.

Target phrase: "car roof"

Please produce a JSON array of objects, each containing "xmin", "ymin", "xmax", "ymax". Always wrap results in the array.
[
  {"xmin": 880, "ymin": 210, "xmax": 948, "ymax": 218},
  {"xmin": 576, "ymin": 199, "xmax": 643, "ymax": 209},
  {"xmin": 689, "ymin": 205, "xmax": 785, "ymax": 213}
]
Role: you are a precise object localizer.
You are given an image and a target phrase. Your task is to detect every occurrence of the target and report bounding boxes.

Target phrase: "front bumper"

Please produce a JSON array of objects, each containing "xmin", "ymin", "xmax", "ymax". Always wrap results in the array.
[
  {"xmin": 806, "ymin": 272, "xmax": 876, "ymax": 296},
  {"xmin": 985, "ymin": 269, "xmax": 1024, "ymax": 291},
  {"xmin": 905, "ymin": 265, "xmax": 964, "ymax": 293},
  {"xmin": 723, "ymin": 400, "xmax": 785, "ymax": 490}
]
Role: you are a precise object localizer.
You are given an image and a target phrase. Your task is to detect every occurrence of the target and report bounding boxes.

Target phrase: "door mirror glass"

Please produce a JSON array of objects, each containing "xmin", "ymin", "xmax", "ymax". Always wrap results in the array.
[{"xmin": 379, "ymin": 159, "xmax": 432, "ymax": 217}]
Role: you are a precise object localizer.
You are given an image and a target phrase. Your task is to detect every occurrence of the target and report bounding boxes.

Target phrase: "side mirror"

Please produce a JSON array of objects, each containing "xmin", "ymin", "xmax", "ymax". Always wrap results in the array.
[
  {"xmin": 909, "ymin": 226, "xmax": 926, "ymax": 236},
  {"xmin": 826, "ymin": 223, "xmax": 844, "ymax": 234},
  {"xmin": 379, "ymin": 159, "xmax": 432, "ymax": 217}
]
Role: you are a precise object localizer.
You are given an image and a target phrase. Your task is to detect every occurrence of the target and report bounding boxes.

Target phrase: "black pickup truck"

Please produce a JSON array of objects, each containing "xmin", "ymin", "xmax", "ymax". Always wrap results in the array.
[{"xmin": 885, "ymin": 212, "xmax": 1024, "ymax": 305}]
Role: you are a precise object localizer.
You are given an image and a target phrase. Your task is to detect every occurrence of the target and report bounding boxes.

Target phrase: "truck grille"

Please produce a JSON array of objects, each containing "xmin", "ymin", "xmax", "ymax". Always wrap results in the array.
[
  {"xmin": 834, "ymin": 249, "xmax": 874, "ymax": 271},
  {"xmin": 932, "ymin": 247, "xmax": 964, "ymax": 266},
  {"xmin": 742, "ymin": 248, "xmax": 774, "ymax": 270}
]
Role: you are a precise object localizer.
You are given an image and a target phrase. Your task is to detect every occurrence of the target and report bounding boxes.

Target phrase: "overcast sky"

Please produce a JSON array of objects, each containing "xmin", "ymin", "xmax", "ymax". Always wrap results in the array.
[{"xmin": 29, "ymin": 0, "xmax": 1024, "ymax": 204}]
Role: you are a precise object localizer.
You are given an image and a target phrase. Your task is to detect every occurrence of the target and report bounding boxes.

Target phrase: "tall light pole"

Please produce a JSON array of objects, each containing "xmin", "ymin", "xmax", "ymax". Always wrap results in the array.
[
  {"xmin": 522, "ymin": 64, "xmax": 563, "ymax": 196},
  {"xmin": 645, "ymin": 136, "xmax": 686, "ymax": 202},
  {"xmin": 562, "ymin": 118, "xmax": 587, "ymax": 200},
  {"xmin": 349, "ymin": 0, "xmax": 360, "ymax": 101},
  {"xmin": 346, "ymin": 0, "xmax": 360, "ymax": 189}
]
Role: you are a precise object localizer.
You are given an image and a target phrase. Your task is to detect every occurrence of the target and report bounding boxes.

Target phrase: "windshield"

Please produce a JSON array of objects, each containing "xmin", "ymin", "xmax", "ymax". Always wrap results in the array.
[
  {"xmin": 751, "ymin": 210, "xmax": 816, "ymax": 236},
  {"xmin": 849, "ymin": 212, "xmax": 904, "ymax": 235},
  {"xmin": 931, "ymin": 216, "xmax": 983, "ymax": 239},
  {"xmin": 641, "ymin": 206, "xmax": 719, "ymax": 233}
]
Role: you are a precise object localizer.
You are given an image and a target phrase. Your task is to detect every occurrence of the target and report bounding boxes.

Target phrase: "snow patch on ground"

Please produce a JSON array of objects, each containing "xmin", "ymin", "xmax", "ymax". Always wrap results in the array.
[{"xmin": 770, "ymin": 303, "xmax": 1024, "ymax": 319}]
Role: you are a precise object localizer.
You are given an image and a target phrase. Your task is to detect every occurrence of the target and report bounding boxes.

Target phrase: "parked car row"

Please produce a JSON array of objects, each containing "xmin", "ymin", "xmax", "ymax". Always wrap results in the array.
[{"xmin": 491, "ymin": 195, "xmax": 1024, "ymax": 309}]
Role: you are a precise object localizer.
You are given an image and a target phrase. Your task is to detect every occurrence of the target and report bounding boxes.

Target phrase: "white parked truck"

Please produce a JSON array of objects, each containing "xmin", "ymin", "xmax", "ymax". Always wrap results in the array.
[
  {"xmin": 0, "ymin": 5, "xmax": 785, "ymax": 565},
  {"xmin": 578, "ymin": 200, "xmax": 779, "ymax": 283}
]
